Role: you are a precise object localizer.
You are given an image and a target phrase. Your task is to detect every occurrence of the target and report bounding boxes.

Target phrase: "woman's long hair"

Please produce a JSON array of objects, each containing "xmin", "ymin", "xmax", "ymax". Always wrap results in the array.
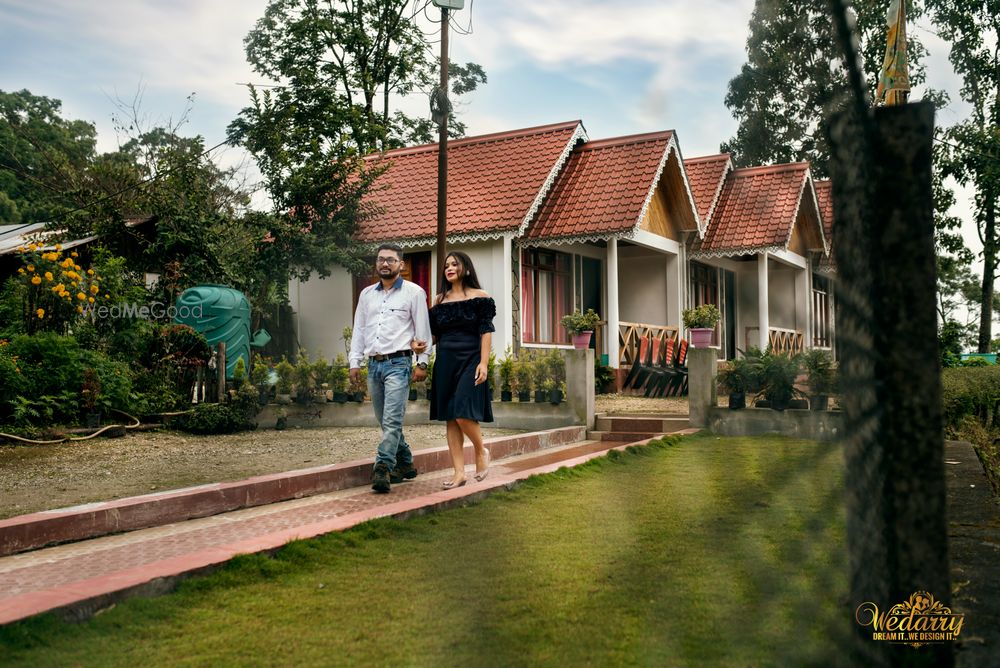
[{"xmin": 437, "ymin": 251, "xmax": 482, "ymax": 301}]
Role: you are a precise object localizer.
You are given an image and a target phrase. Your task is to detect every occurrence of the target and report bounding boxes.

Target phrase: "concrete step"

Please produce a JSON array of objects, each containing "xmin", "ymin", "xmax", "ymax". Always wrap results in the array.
[
  {"xmin": 588, "ymin": 430, "xmax": 664, "ymax": 442},
  {"xmin": 593, "ymin": 416, "xmax": 690, "ymax": 432}
]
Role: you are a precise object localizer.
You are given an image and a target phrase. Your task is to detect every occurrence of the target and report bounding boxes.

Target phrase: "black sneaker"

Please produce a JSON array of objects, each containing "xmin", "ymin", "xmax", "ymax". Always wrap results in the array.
[
  {"xmin": 371, "ymin": 463, "xmax": 391, "ymax": 493},
  {"xmin": 390, "ymin": 462, "xmax": 418, "ymax": 483}
]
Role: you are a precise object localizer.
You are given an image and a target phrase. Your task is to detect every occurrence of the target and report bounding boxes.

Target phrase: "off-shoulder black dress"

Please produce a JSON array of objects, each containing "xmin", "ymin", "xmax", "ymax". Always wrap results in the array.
[{"xmin": 429, "ymin": 296, "xmax": 496, "ymax": 422}]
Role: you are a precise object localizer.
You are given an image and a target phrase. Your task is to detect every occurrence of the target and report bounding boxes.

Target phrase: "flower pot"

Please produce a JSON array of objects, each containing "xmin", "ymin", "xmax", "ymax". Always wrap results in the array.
[
  {"xmin": 333, "ymin": 392, "xmax": 348, "ymax": 404},
  {"xmin": 275, "ymin": 415, "xmax": 287, "ymax": 430},
  {"xmin": 689, "ymin": 328, "xmax": 715, "ymax": 348},
  {"xmin": 85, "ymin": 412, "xmax": 101, "ymax": 428},
  {"xmin": 325, "ymin": 389, "xmax": 334, "ymax": 402},
  {"xmin": 534, "ymin": 390, "xmax": 547, "ymax": 403},
  {"xmin": 352, "ymin": 392, "xmax": 365, "ymax": 403},
  {"xmin": 549, "ymin": 389, "xmax": 563, "ymax": 404},
  {"xmin": 518, "ymin": 391, "xmax": 531, "ymax": 403},
  {"xmin": 276, "ymin": 393, "xmax": 292, "ymax": 405},
  {"xmin": 571, "ymin": 331, "xmax": 593, "ymax": 349},
  {"xmin": 258, "ymin": 388, "xmax": 270, "ymax": 406},
  {"xmin": 501, "ymin": 390, "xmax": 512, "ymax": 402},
  {"xmin": 811, "ymin": 395, "xmax": 829, "ymax": 411},
  {"xmin": 728, "ymin": 392, "xmax": 745, "ymax": 410},
  {"xmin": 769, "ymin": 396, "xmax": 790, "ymax": 411},
  {"xmin": 789, "ymin": 398, "xmax": 809, "ymax": 410},
  {"xmin": 408, "ymin": 389, "xmax": 418, "ymax": 401}
]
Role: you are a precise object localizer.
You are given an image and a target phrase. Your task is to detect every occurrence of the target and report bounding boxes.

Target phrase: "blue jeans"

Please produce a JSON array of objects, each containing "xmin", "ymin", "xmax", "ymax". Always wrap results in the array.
[{"xmin": 367, "ymin": 356, "xmax": 414, "ymax": 470}]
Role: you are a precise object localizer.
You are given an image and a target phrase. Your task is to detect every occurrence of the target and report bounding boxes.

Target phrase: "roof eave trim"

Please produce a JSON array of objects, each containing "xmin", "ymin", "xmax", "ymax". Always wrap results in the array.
[
  {"xmin": 357, "ymin": 228, "xmax": 511, "ymax": 250},
  {"xmin": 689, "ymin": 244, "xmax": 786, "ymax": 259},
  {"xmin": 515, "ymin": 123, "xmax": 589, "ymax": 238}
]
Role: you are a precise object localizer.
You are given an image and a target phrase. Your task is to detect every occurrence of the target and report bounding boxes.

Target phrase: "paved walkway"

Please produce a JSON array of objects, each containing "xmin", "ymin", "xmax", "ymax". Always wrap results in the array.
[{"xmin": 0, "ymin": 431, "xmax": 694, "ymax": 626}]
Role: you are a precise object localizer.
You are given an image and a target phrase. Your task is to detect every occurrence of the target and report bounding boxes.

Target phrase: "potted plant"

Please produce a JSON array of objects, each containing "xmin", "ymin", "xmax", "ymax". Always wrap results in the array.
[
  {"xmin": 486, "ymin": 350, "xmax": 496, "ymax": 399},
  {"xmin": 424, "ymin": 353, "xmax": 435, "ymax": 400},
  {"xmin": 341, "ymin": 326, "xmax": 353, "ymax": 355},
  {"xmin": 81, "ymin": 368, "xmax": 102, "ymax": 428},
  {"xmin": 350, "ymin": 365, "xmax": 367, "ymax": 402},
  {"xmin": 532, "ymin": 353, "xmax": 549, "ymax": 402},
  {"xmin": 498, "ymin": 347, "xmax": 514, "ymax": 402},
  {"xmin": 758, "ymin": 349, "xmax": 801, "ymax": 411},
  {"xmin": 294, "ymin": 349, "xmax": 314, "ymax": 404},
  {"xmin": 514, "ymin": 352, "xmax": 533, "ymax": 402},
  {"xmin": 250, "ymin": 356, "xmax": 272, "ymax": 406},
  {"xmin": 561, "ymin": 308, "xmax": 601, "ymax": 349},
  {"xmin": 802, "ymin": 348, "xmax": 836, "ymax": 411},
  {"xmin": 331, "ymin": 353, "xmax": 350, "ymax": 403},
  {"xmin": 717, "ymin": 357, "xmax": 757, "ymax": 410},
  {"xmin": 275, "ymin": 357, "xmax": 294, "ymax": 404},
  {"xmin": 312, "ymin": 355, "xmax": 332, "ymax": 401},
  {"xmin": 545, "ymin": 349, "xmax": 566, "ymax": 403},
  {"xmin": 682, "ymin": 304, "xmax": 721, "ymax": 348}
]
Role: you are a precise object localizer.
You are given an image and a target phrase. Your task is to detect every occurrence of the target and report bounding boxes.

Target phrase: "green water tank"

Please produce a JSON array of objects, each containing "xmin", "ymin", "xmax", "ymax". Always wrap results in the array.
[{"xmin": 174, "ymin": 285, "xmax": 251, "ymax": 380}]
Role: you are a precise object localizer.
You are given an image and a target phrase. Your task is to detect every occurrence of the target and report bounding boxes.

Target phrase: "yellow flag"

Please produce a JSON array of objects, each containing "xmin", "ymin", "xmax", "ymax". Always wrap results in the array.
[{"xmin": 876, "ymin": 0, "xmax": 910, "ymax": 105}]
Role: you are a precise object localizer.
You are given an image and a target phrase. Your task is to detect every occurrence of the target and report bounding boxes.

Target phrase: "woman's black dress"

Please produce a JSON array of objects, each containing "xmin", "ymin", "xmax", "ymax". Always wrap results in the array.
[{"xmin": 429, "ymin": 297, "xmax": 496, "ymax": 422}]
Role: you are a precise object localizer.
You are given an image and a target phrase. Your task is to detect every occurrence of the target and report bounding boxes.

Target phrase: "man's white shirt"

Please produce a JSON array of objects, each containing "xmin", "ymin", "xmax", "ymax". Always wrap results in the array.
[{"xmin": 349, "ymin": 277, "xmax": 432, "ymax": 368}]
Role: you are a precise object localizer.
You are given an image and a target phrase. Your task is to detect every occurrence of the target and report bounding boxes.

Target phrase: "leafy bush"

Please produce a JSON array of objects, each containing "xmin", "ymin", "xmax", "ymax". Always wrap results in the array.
[
  {"xmin": 959, "ymin": 356, "xmax": 992, "ymax": 367},
  {"xmin": 941, "ymin": 366, "xmax": 1000, "ymax": 431},
  {"xmin": 174, "ymin": 403, "xmax": 245, "ymax": 435},
  {"xmin": 594, "ymin": 361, "xmax": 616, "ymax": 393}
]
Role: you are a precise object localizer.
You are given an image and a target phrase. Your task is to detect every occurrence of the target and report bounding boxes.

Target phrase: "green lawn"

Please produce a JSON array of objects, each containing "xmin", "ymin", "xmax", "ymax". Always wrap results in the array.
[{"xmin": 1, "ymin": 433, "xmax": 852, "ymax": 667}]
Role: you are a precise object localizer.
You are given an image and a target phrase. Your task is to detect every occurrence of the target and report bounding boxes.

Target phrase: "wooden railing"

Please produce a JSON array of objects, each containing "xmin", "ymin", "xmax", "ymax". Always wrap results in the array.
[
  {"xmin": 744, "ymin": 327, "xmax": 805, "ymax": 355},
  {"xmin": 619, "ymin": 321, "xmax": 679, "ymax": 367}
]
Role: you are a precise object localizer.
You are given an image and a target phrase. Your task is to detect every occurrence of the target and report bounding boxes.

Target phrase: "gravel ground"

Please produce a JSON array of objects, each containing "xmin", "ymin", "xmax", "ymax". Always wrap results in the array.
[
  {"xmin": 0, "ymin": 424, "xmax": 521, "ymax": 520},
  {"xmin": 1, "ymin": 394, "xmax": 694, "ymax": 519}
]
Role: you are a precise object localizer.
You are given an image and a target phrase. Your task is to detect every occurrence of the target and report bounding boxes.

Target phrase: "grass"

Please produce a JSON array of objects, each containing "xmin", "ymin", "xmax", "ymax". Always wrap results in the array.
[{"xmin": 0, "ymin": 433, "xmax": 851, "ymax": 667}]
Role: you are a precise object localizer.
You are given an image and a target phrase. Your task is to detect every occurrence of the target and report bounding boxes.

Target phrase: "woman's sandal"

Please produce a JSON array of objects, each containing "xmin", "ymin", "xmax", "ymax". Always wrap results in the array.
[
  {"xmin": 474, "ymin": 448, "xmax": 491, "ymax": 482},
  {"xmin": 442, "ymin": 478, "xmax": 467, "ymax": 490}
]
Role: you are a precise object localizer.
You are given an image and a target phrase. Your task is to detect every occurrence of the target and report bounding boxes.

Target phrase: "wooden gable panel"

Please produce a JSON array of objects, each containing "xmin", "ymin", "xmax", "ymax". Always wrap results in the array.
[
  {"xmin": 640, "ymin": 183, "xmax": 682, "ymax": 241},
  {"xmin": 788, "ymin": 193, "xmax": 824, "ymax": 256}
]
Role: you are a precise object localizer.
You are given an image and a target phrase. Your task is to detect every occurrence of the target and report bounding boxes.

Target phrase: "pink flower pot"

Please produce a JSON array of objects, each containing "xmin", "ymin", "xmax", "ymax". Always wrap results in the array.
[
  {"xmin": 689, "ymin": 328, "xmax": 715, "ymax": 348},
  {"xmin": 571, "ymin": 331, "xmax": 593, "ymax": 349}
]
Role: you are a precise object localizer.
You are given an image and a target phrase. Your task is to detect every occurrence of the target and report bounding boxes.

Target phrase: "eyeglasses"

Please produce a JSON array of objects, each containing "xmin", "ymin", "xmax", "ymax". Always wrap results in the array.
[{"xmin": 376, "ymin": 257, "xmax": 400, "ymax": 265}]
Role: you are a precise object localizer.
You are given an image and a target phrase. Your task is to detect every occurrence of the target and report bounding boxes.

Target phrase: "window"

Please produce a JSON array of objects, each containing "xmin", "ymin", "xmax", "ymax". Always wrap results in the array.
[
  {"xmin": 521, "ymin": 248, "xmax": 572, "ymax": 344},
  {"xmin": 812, "ymin": 274, "xmax": 831, "ymax": 348},
  {"xmin": 690, "ymin": 261, "xmax": 719, "ymax": 307}
]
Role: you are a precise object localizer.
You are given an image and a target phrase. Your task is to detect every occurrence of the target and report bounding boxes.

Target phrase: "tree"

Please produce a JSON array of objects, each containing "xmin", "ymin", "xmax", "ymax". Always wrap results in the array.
[
  {"xmin": 238, "ymin": 0, "xmax": 486, "ymax": 155},
  {"xmin": 927, "ymin": 0, "xmax": 1000, "ymax": 351},
  {"xmin": 722, "ymin": 0, "xmax": 928, "ymax": 176},
  {"xmin": 0, "ymin": 89, "xmax": 99, "ymax": 225}
]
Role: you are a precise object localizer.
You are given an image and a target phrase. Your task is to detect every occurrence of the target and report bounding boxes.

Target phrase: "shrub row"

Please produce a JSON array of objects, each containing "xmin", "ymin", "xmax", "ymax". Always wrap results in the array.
[{"xmin": 941, "ymin": 365, "xmax": 1000, "ymax": 431}]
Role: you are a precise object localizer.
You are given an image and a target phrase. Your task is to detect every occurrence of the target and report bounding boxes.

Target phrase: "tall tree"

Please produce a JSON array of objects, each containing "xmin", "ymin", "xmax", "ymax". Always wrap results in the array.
[
  {"xmin": 722, "ymin": 0, "xmax": 928, "ymax": 176},
  {"xmin": 927, "ymin": 0, "xmax": 1000, "ymax": 351},
  {"xmin": 238, "ymin": 0, "xmax": 486, "ymax": 155},
  {"xmin": 0, "ymin": 90, "xmax": 99, "ymax": 225}
]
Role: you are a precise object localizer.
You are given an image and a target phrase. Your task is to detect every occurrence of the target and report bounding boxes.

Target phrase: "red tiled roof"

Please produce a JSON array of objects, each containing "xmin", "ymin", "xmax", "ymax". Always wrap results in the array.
[
  {"xmin": 814, "ymin": 179, "xmax": 833, "ymax": 241},
  {"xmin": 527, "ymin": 131, "xmax": 680, "ymax": 241},
  {"xmin": 683, "ymin": 154, "xmax": 732, "ymax": 225},
  {"xmin": 355, "ymin": 121, "xmax": 585, "ymax": 243},
  {"xmin": 695, "ymin": 162, "xmax": 814, "ymax": 256}
]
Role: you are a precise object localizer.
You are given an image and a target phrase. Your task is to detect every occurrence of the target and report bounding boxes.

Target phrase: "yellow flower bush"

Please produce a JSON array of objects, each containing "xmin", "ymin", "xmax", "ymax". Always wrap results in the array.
[{"xmin": 15, "ymin": 244, "xmax": 107, "ymax": 333}]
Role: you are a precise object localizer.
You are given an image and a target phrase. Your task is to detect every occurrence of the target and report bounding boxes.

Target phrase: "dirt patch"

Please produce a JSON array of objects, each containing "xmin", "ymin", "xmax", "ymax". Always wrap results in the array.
[
  {"xmin": 595, "ymin": 393, "xmax": 692, "ymax": 415},
  {"xmin": 0, "ymin": 424, "xmax": 521, "ymax": 520}
]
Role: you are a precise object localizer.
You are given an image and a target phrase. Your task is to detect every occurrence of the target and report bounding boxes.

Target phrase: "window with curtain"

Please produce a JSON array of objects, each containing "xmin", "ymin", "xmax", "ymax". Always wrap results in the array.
[
  {"xmin": 690, "ymin": 261, "xmax": 719, "ymax": 307},
  {"xmin": 521, "ymin": 248, "xmax": 572, "ymax": 344}
]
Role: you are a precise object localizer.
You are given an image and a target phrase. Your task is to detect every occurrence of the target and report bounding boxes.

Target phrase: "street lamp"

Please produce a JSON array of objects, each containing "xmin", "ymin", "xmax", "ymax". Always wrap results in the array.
[{"xmin": 430, "ymin": 0, "xmax": 464, "ymax": 281}]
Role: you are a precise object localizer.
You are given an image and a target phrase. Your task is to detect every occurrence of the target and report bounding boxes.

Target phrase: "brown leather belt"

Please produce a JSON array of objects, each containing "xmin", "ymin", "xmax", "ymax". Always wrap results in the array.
[{"xmin": 371, "ymin": 350, "xmax": 413, "ymax": 361}]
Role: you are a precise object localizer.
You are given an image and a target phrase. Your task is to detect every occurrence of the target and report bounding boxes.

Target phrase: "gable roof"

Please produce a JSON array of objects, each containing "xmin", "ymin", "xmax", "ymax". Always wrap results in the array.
[
  {"xmin": 355, "ymin": 121, "xmax": 586, "ymax": 245},
  {"xmin": 691, "ymin": 162, "xmax": 827, "ymax": 258},
  {"xmin": 813, "ymin": 179, "xmax": 836, "ymax": 271},
  {"xmin": 683, "ymin": 153, "xmax": 732, "ymax": 226},
  {"xmin": 525, "ymin": 130, "xmax": 700, "ymax": 244}
]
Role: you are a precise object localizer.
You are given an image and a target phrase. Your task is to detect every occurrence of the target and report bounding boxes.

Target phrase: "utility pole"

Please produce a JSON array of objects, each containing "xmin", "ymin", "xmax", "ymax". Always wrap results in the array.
[
  {"xmin": 431, "ymin": 0, "xmax": 464, "ymax": 280},
  {"xmin": 436, "ymin": 6, "xmax": 449, "ymax": 278}
]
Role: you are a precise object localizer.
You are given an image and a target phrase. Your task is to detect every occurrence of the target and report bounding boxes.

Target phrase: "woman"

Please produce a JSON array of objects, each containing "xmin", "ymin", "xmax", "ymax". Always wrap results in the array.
[{"xmin": 413, "ymin": 251, "xmax": 496, "ymax": 488}]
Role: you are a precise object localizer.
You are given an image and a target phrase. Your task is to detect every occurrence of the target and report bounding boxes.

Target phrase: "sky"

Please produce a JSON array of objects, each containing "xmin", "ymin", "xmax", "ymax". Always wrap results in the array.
[{"xmin": 0, "ymin": 0, "xmax": 980, "ymax": 283}]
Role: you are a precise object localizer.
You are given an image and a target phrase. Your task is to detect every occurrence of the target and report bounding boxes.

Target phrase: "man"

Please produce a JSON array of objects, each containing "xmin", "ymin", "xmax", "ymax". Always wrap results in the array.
[{"xmin": 349, "ymin": 243, "xmax": 432, "ymax": 493}]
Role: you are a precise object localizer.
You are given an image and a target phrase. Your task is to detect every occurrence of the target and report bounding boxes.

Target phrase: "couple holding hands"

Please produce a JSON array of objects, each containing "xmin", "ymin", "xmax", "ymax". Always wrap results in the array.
[{"xmin": 348, "ymin": 243, "xmax": 496, "ymax": 493}]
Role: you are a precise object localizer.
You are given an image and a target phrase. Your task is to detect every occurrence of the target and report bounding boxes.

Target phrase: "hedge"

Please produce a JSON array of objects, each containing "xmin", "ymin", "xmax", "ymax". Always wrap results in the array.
[{"xmin": 941, "ymin": 366, "xmax": 1000, "ymax": 431}]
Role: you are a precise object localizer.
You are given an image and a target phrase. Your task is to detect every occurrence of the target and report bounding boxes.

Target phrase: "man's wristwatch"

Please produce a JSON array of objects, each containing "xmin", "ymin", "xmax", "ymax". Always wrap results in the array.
[{"xmin": 416, "ymin": 362, "xmax": 428, "ymax": 370}]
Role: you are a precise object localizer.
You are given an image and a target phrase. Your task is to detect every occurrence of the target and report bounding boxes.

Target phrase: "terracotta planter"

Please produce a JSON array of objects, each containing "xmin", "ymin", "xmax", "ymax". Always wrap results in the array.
[
  {"xmin": 689, "ymin": 328, "xmax": 715, "ymax": 348},
  {"xmin": 571, "ymin": 331, "xmax": 593, "ymax": 349}
]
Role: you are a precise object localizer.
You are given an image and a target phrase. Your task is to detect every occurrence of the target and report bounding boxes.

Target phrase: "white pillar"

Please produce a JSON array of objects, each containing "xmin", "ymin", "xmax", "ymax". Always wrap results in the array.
[
  {"xmin": 796, "ymin": 265, "xmax": 809, "ymax": 349},
  {"xmin": 607, "ymin": 237, "xmax": 620, "ymax": 368},
  {"xmin": 758, "ymin": 252, "xmax": 770, "ymax": 349},
  {"xmin": 665, "ymin": 252, "xmax": 680, "ymax": 330},
  {"xmin": 501, "ymin": 234, "xmax": 514, "ymax": 352}
]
